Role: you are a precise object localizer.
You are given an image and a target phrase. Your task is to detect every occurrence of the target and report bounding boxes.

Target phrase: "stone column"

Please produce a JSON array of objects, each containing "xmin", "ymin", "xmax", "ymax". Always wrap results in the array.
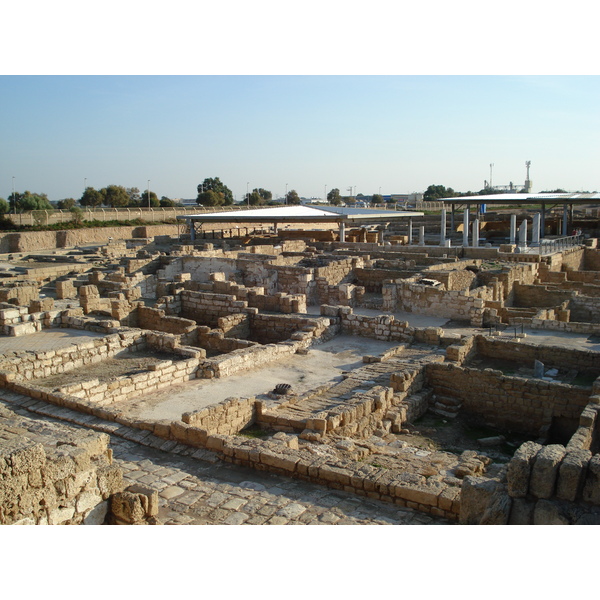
[
  {"xmin": 532, "ymin": 213, "xmax": 541, "ymax": 247},
  {"xmin": 463, "ymin": 208, "xmax": 469, "ymax": 247},
  {"xmin": 440, "ymin": 209, "xmax": 446, "ymax": 245},
  {"xmin": 190, "ymin": 220, "xmax": 196, "ymax": 241},
  {"xmin": 518, "ymin": 219, "xmax": 528, "ymax": 248},
  {"xmin": 562, "ymin": 205, "xmax": 569, "ymax": 236},
  {"xmin": 408, "ymin": 219, "xmax": 413, "ymax": 245},
  {"xmin": 339, "ymin": 221, "xmax": 346, "ymax": 243},
  {"xmin": 510, "ymin": 214, "xmax": 517, "ymax": 244},
  {"xmin": 419, "ymin": 226, "xmax": 425, "ymax": 246},
  {"xmin": 472, "ymin": 219, "xmax": 479, "ymax": 248}
]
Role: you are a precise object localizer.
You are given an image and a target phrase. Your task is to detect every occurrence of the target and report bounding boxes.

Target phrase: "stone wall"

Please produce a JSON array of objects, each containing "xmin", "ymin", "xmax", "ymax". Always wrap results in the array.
[
  {"xmin": 136, "ymin": 305, "xmax": 197, "ymax": 335},
  {"xmin": 0, "ymin": 282, "xmax": 40, "ymax": 306},
  {"xmin": 382, "ymin": 278, "xmax": 487, "ymax": 326},
  {"xmin": 425, "ymin": 362, "xmax": 593, "ymax": 436},
  {"xmin": 513, "ymin": 282, "xmax": 574, "ymax": 308},
  {"xmin": 0, "ymin": 329, "xmax": 146, "ymax": 383},
  {"xmin": 461, "ymin": 399, "xmax": 600, "ymax": 525},
  {"xmin": 52, "ymin": 346, "xmax": 203, "ymax": 407},
  {"xmin": 0, "ymin": 405, "xmax": 123, "ymax": 525},
  {"xmin": 182, "ymin": 396, "xmax": 256, "ymax": 436},
  {"xmin": 180, "ymin": 290, "xmax": 248, "ymax": 327},
  {"xmin": 474, "ymin": 336, "xmax": 600, "ymax": 374}
]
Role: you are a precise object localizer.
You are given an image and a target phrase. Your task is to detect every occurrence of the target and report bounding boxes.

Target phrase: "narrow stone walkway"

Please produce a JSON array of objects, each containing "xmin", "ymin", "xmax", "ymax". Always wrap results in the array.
[{"xmin": 0, "ymin": 391, "xmax": 449, "ymax": 525}]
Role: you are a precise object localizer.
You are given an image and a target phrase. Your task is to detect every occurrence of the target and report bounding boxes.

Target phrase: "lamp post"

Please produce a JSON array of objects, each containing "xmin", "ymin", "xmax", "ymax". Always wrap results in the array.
[
  {"xmin": 147, "ymin": 180, "xmax": 151, "ymax": 208},
  {"xmin": 247, "ymin": 182, "xmax": 249, "ymax": 207},
  {"xmin": 324, "ymin": 184, "xmax": 327, "ymax": 204},
  {"xmin": 12, "ymin": 176, "xmax": 15, "ymax": 214},
  {"xmin": 285, "ymin": 183, "xmax": 288, "ymax": 205}
]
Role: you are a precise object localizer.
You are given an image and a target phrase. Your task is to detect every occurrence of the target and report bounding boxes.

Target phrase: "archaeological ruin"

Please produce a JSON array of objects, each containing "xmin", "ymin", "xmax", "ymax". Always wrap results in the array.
[{"xmin": 2, "ymin": 201, "xmax": 600, "ymax": 525}]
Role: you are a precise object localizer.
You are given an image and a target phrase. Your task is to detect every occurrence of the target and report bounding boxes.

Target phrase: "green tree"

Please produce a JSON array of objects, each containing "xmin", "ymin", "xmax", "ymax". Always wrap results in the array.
[
  {"xmin": 127, "ymin": 187, "xmax": 141, "ymax": 206},
  {"xmin": 80, "ymin": 187, "xmax": 104, "ymax": 207},
  {"xmin": 57, "ymin": 198, "xmax": 76, "ymax": 210},
  {"xmin": 0, "ymin": 198, "xmax": 8, "ymax": 215},
  {"xmin": 69, "ymin": 206, "xmax": 84, "ymax": 225},
  {"xmin": 371, "ymin": 193, "xmax": 384, "ymax": 204},
  {"xmin": 141, "ymin": 189, "xmax": 160, "ymax": 207},
  {"xmin": 197, "ymin": 189, "xmax": 226, "ymax": 207},
  {"xmin": 327, "ymin": 188, "xmax": 342, "ymax": 205},
  {"xmin": 197, "ymin": 177, "xmax": 234, "ymax": 206},
  {"xmin": 254, "ymin": 188, "xmax": 272, "ymax": 202},
  {"xmin": 286, "ymin": 189, "xmax": 301, "ymax": 205},
  {"xmin": 159, "ymin": 196, "xmax": 181, "ymax": 207},
  {"xmin": 101, "ymin": 185, "xmax": 130, "ymax": 207},
  {"xmin": 246, "ymin": 191, "xmax": 263, "ymax": 206},
  {"xmin": 423, "ymin": 185, "xmax": 455, "ymax": 201},
  {"xmin": 9, "ymin": 191, "xmax": 53, "ymax": 212}
]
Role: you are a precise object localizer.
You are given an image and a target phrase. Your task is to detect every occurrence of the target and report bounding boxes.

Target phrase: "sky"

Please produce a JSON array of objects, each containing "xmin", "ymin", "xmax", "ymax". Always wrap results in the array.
[
  {"xmin": 1, "ymin": 3, "xmax": 599, "ymax": 203},
  {"xmin": 1, "ymin": 75, "xmax": 599, "ymax": 202}
]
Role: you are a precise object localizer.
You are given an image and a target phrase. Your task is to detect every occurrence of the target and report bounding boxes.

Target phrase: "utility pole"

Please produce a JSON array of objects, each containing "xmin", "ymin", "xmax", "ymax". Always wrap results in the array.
[
  {"xmin": 490, "ymin": 164, "xmax": 494, "ymax": 190},
  {"xmin": 147, "ymin": 180, "xmax": 151, "ymax": 208}
]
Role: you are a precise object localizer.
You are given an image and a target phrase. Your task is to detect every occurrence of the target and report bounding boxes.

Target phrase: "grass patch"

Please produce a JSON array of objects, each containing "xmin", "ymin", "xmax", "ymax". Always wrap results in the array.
[
  {"xmin": 237, "ymin": 424, "xmax": 270, "ymax": 439},
  {"xmin": 571, "ymin": 373, "xmax": 597, "ymax": 387}
]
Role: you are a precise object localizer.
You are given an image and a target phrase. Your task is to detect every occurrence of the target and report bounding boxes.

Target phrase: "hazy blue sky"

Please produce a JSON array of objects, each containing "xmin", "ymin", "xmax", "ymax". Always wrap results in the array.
[{"xmin": 1, "ymin": 75, "xmax": 598, "ymax": 201}]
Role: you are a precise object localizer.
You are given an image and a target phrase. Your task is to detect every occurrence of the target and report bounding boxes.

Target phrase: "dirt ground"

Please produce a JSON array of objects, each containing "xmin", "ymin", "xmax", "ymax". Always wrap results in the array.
[
  {"xmin": 35, "ymin": 350, "xmax": 183, "ymax": 390},
  {"xmin": 395, "ymin": 412, "xmax": 533, "ymax": 463}
]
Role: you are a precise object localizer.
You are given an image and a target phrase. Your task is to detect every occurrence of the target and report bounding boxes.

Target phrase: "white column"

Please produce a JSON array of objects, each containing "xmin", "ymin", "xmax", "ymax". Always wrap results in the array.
[
  {"xmin": 419, "ymin": 226, "xmax": 425, "ymax": 246},
  {"xmin": 440, "ymin": 209, "xmax": 446, "ymax": 245},
  {"xmin": 463, "ymin": 208, "xmax": 469, "ymax": 247},
  {"xmin": 339, "ymin": 222, "xmax": 346, "ymax": 242},
  {"xmin": 518, "ymin": 219, "xmax": 528, "ymax": 248},
  {"xmin": 472, "ymin": 219, "xmax": 479, "ymax": 248},
  {"xmin": 510, "ymin": 214, "xmax": 517, "ymax": 244},
  {"xmin": 408, "ymin": 219, "xmax": 413, "ymax": 245},
  {"xmin": 532, "ymin": 213, "xmax": 541, "ymax": 247}
]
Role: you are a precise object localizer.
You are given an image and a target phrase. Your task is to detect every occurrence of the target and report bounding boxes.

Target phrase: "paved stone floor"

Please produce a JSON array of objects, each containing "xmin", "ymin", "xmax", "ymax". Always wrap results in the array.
[
  {"xmin": 113, "ymin": 437, "xmax": 443, "ymax": 525},
  {"xmin": 0, "ymin": 328, "xmax": 106, "ymax": 353},
  {"xmin": 0, "ymin": 391, "xmax": 449, "ymax": 525}
]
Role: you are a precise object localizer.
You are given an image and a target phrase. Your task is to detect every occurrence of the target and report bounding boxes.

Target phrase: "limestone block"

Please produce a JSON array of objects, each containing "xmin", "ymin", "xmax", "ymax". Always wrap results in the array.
[
  {"xmin": 459, "ymin": 476, "xmax": 500, "ymax": 525},
  {"xmin": 76, "ymin": 491, "xmax": 103, "ymax": 514},
  {"xmin": 556, "ymin": 449, "xmax": 592, "ymax": 502},
  {"xmin": 126, "ymin": 484, "xmax": 159, "ymax": 517},
  {"xmin": 110, "ymin": 491, "xmax": 146, "ymax": 524},
  {"xmin": 529, "ymin": 444, "xmax": 567, "ymax": 499},
  {"xmin": 508, "ymin": 497, "xmax": 535, "ymax": 525},
  {"xmin": 533, "ymin": 499, "xmax": 569, "ymax": 525},
  {"xmin": 507, "ymin": 441, "xmax": 542, "ymax": 498},
  {"xmin": 96, "ymin": 464, "xmax": 124, "ymax": 499},
  {"xmin": 48, "ymin": 506, "xmax": 76, "ymax": 525},
  {"xmin": 582, "ymin": 454, "xmax": 600, "ymax": 505}
]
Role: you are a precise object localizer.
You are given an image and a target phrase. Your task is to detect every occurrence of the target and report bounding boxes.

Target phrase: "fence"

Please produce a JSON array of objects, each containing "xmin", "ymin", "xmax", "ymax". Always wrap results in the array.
[{"xmin": 4, "ymin": 205, "xmax": 248, "ymax": 227}]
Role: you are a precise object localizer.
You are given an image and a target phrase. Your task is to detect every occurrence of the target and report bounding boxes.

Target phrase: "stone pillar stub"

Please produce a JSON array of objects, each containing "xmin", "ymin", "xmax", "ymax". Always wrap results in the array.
[
  {"xmin": 532, "ymin": 213, "xmax": 541, "ymax": 247},
  {"xmin": 510, "ymin": 214, "xmax": 517, "ymax": 244},
  {"xmin": 463, "ymin": 208, "xmax": 469, "ymax": 247},
  {"xmin": 518, "ymin": 219, "xmax": 528, "ymax": 248},
  {"xmin": 440, "ymin": 209, "xmax": 446, "ymax": 245}
]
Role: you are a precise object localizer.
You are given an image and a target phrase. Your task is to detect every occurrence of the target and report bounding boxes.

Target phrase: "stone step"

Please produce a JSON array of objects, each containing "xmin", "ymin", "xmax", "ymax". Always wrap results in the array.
[
  {"xmin": 433, "ymin": 394, "xmax": 462, "ymax": 408},
  {"xmin": 430, "ymin": 406, "xmax": 461, "ymax": 419}
]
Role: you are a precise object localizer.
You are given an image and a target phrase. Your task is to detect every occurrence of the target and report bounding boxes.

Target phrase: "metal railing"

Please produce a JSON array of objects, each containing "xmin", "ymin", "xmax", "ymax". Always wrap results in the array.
[{"xmin": 537, "ymin": 235, "xmax": 584, "ymax": 255}]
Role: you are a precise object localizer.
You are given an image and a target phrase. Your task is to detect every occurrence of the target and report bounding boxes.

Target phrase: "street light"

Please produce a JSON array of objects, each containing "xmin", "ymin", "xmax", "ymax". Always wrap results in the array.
[
  {"xmin": 147, "ymin": 180, "xmax": 151, "ymax": 208},
  {"xmin": 12, "ymin": 176, "xmax": 15, "ymax": 214},
  {"xmin": 324, "ymin": 184, "xmax": 327, "ymax": 203},
  {"xmin": 285, "ymin": 183, "xmax": 288, "ymax": 205}
]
